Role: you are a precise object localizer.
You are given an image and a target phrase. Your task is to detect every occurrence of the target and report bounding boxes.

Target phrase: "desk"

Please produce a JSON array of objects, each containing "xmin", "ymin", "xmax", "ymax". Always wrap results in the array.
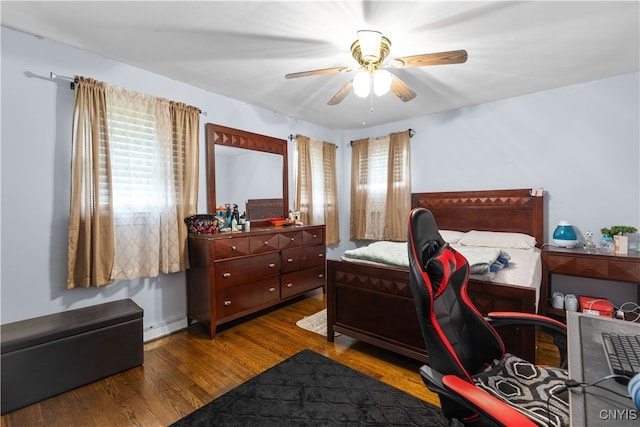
[
  {"xmin": 567, "ymin": 312, "xmax": 640, "ymax": 426},
  {"xmin": 542, "ymin": 248, "xmax": 640, "ymax": 318}
]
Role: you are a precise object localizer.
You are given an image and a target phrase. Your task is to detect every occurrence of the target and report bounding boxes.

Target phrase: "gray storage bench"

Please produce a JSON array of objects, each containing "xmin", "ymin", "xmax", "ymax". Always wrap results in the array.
[{"xmin": 1, "ymin": 298, "xmax": 143, "ymax": 414}]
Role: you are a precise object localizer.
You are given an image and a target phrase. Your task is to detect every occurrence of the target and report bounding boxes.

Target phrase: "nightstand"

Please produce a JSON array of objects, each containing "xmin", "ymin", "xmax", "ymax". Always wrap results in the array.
[{"xmin": 540, "ymin": 247, "xmax": 640, "ymax": 319}]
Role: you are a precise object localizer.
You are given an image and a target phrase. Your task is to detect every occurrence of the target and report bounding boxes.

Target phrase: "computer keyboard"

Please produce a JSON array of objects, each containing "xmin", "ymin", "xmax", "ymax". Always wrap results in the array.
[{"xmin": 602, "ymin": 332, "xmax": 640, "ymax": 380}]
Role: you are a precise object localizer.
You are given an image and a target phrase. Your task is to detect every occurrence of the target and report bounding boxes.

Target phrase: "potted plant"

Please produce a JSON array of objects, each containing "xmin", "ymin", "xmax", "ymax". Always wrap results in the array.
[
  {"xmin": 600, "ymin": 225, "xmax": 637, "ymax": 254},
  {"xmin": 601, "ymin": 225, "xmax": 638, "ymax": 238}
]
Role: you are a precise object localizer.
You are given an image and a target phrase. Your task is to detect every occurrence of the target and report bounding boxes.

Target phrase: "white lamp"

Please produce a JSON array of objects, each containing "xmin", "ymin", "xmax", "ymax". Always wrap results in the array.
[
  {"xmin": 353, "ymin": 70, "xmax": 371, "ymax": 98},
  {"xmin": 373, "ymin": 70, "xmax": 392, "ymax": 96}
]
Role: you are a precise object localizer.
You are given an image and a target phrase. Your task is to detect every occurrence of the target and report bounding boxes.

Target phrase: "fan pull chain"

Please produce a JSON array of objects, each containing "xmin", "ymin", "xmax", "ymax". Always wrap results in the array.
[{"xmin": 369, "ymin": 77, "xmax": 375, "ymax": 112}]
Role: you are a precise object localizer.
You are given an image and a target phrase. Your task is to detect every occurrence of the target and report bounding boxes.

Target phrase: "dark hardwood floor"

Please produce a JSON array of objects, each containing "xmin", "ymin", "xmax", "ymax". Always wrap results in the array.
[{"xmin": 1, "ymin": 289, "xmax": 560, "ymax": 427}]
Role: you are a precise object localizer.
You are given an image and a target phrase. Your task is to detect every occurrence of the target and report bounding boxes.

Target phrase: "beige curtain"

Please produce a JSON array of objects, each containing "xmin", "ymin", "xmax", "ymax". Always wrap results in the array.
[
  {"xmin": 384, "ymin": 130, "xmax": 411, "ymax": 241},
  {"xmin": 349, "ymin": 138, "xmax": 369, "ymax": 240},
  {"xmin": 170, "ymin": 102, "xmax": 200, "ymax": 270},
  {"xmin": 349, "ymin": 131, "xmax": 411, "ymax": 241},
  {"xmin": 295, "ymin": 135, "xmax": 339, "ymax": 245},
  {"xmin": 67, "ymin": 77, "xmax": 199, "ymax": 288},
  {"xmin": 67, "ymin": 77, "xmax": 115, "ymax": 288}
]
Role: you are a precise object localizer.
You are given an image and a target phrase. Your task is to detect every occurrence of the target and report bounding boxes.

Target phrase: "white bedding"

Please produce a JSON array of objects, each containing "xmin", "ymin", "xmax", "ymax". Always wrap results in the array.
[
  {"xmin": 458, "ymin": 245, "xmax": 542, "ymax": 311},
  {"xmin": 341, "ymin": 242, "xmax": 542, "ymax": 310},
  {"xmin": 342, "ymin": 241, "xmax": 509, "ymax": 274}
]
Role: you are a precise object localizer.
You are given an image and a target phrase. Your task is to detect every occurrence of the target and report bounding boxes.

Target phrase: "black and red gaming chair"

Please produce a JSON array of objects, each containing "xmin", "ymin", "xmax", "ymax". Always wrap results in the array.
[{"xmin": 407, "ymin": 208, "xmax": 570, "ymax": 427}]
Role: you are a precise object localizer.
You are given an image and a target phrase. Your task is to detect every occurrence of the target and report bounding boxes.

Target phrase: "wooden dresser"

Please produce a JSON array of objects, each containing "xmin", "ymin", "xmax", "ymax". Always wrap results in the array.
[
  {"xmin": 541, "ymin": 247, "xmax": 640, "ymax": 319},
  {"xmin": 186, "ymin": 224, "xmax": 326, "ymax": 338}
]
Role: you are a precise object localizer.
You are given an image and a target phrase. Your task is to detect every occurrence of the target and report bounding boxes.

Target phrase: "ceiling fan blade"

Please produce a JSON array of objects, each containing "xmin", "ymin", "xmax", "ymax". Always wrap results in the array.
[
  {"xmin": 327, "ymin": 80, "xmax": 353, "ymax": 105},
  {"xmin": 390, "ymin": 75, "xmax": 416, "ymax": 102},
  {"xmin": 285, "ymin": 66, "xmax": 352, "ymax": 79},
  {"xmin": 390, "ymin": 49, "xmax": 468, "ymax": 68}
]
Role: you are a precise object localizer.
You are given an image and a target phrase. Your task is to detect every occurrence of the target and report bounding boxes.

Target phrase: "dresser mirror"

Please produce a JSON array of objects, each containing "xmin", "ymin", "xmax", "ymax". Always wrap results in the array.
[{"xmin": 205, "ymin": 123, "xmax": 289, "ymax": 224}]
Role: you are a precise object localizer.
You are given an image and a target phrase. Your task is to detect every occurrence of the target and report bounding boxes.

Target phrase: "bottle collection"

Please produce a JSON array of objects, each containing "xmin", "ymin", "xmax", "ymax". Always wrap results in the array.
[{"xmin": 215, "ymin": 203, "xmax": 247, "ymax": 232}]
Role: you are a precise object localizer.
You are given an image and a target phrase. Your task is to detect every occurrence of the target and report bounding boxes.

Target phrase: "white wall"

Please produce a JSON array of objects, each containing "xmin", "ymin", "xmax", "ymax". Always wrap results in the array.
[
  {"xmin": 0, "ymin": 27, "xmax": 338, "ymax": 339},
  {"xmin": 2, "ymin": 26, "xmax": 639, "ymax": 335},
  {"xmin": 332, "ymin": 73, "xmax": 640, "ymax": 257}
]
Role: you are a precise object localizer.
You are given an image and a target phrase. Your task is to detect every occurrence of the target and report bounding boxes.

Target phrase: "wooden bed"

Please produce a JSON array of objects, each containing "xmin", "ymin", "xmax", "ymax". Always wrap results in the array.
[{"xmin": 327, "ymin": 188, "xmax": 545, "ymax": 364}]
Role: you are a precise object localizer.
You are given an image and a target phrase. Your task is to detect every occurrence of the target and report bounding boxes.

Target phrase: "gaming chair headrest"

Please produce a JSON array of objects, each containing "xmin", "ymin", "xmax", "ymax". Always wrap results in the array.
[{"xmin": 409, "ymin": 208, "xmax": 446, "ymax": 266}]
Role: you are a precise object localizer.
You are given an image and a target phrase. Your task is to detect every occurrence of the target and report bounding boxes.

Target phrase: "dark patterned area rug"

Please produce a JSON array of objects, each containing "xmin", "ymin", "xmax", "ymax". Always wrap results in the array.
[{"xmin": 171, "ymin": 349, "xmax": 458, "ymax": 426}]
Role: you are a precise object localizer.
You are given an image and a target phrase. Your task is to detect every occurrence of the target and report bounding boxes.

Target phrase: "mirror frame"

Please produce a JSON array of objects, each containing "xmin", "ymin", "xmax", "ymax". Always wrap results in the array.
[{"xmin": 205, "ymin": 123, "xmax": 289, "ymax": 225}]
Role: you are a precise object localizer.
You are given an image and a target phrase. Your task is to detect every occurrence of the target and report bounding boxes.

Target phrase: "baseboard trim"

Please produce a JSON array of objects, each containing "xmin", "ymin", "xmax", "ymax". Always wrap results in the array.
[{"xmin": 143, "ymin": 315, "xmax": 187, "ymax": 342}]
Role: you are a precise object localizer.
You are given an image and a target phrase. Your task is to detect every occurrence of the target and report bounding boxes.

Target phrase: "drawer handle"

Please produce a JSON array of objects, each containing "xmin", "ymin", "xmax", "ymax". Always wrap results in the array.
[
  {"xmin": 290, "ymin": 237, "xmax": 295, "ymax": 241},
  {"xmin": 318, "ymin": 253, "xmax": 324, "ymax": 257},
  {"xmin": 231, "ymin": 246, "xmax": 237, "ymax": 251},
  {"xmin": 268, "ymin": 263, "xmax": 276, "ymax": 268},
  {"xmin": 223, "ymin": 272, "xmax": 231, "ymax": 278},
  {"xmin": 269, "ymin": 287, "xmax": 276, "ymax": 292},
  {"xmin": 286, "ymin": 283, "xmax": 293, "ymax": 288},
  {"xmin": 313, "ymin": 234, "xmax": 317, "ymax": 238},
  {"xmin": 318, "ymin": 274, "xmax": 324, "ymax": 278},
  {"xmin": 224, "ymin": 300, "xmax": 231, "ymax": 306},
  {"xmin": 287, "ymin": 258, "xmax": 293, "ymax": 263},
  {"xmin": 264, "ymin": 241, "xmax": 268, "ymax": 245}
]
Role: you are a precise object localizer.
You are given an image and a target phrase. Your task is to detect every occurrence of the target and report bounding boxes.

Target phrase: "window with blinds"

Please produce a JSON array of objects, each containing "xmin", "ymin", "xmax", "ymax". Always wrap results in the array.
[
  {"xmin": 350, "ymin": 131, "xmax": 410, "ymax": 241},
  {"xmin": 105, "ymin": 94, "xmax": 177, "ymax": 219},
  {"xmin": 68, "ymin": 76, "xmax": 199, "ymax": 287},
  {"xmin": 109, "ymin": 107, "xmax": 158, "ymax": 213}
]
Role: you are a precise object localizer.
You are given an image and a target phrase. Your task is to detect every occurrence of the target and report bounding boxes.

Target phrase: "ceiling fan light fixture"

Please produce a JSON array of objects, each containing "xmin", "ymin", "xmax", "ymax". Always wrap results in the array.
[
  {"xmin": 286, "ymin": 30, "xmax": 466, "ymax": 106},
  {"xmin": 357, "ymin": 30, "xmax": 382, "ymax": 63},
  {"xmin": 373, "ymin": 70, "xmax": 392, "ymax": 96},
  {"xmin": 353, "ymin": 70, "xmax": 371, "ymax": 98}
]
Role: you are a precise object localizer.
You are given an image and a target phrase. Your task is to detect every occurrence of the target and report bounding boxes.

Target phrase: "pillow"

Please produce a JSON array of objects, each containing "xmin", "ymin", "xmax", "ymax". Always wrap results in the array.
[
  {"xmin": 439, "ymin": 229, "xmax": 465, "ymax": 244},
  {"xmin": 457, "ymin": 230, "xmax": 536, "ymax": 249}
]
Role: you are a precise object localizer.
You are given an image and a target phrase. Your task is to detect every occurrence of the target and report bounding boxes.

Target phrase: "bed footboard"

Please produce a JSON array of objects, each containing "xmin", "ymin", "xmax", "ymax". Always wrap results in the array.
[
  {"xmin": 327, "ymin": 260, "xmax": 536, "ymax": 363},
  {"xmin": 327, "ymin": 260, "xmax": 428, "ymax": 362}
]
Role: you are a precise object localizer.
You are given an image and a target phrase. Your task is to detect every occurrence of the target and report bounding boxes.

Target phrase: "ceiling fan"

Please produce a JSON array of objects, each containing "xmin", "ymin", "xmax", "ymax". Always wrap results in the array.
[{"xmin": 285, "ymin": 30, "xmax": 468, "ymax": 105}]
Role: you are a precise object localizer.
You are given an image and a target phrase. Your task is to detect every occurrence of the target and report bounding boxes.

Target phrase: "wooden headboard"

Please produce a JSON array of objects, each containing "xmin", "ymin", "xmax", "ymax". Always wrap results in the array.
[
  {"xmin": 246, "ymin": 198, "xmax": 285, "ymax": 221},
  {"xmin": 411, "ymin": 188, "xmax": 544, "ymax": 247}
]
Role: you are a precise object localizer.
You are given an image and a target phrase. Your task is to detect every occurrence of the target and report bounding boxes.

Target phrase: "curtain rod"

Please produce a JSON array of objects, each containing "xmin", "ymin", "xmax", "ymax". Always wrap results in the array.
[
  {"xmin": 49, "ymin": 72, "xmax": 207, "ymax": 116},
  {"xmin": 288, "ymin": 134, "xmax": 339, "ymax": 148},
  {"xmin": 349, "ymin": 128, "xmax": 415, "ymax": 146}
]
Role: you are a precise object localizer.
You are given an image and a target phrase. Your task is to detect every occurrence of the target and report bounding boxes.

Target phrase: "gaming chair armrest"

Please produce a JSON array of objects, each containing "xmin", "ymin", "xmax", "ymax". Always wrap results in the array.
[
  {"xmin": 486, "ymin": 312, "xmax": 567, "ymax": 368},
  {"xmin": 486, "ymin": 312, "xmax": 566, "ymax": 334},
  {"xmin": 441, "ymin": 375, "xmax": 538, "ymax": 427}
]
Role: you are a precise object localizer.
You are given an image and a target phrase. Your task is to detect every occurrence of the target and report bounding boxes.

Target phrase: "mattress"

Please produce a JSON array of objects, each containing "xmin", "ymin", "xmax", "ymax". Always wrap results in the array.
[
  {"xmin": 341, "ymin": 243, "xmax": 542, "ymax": 310},
  {"xmin": 455, "ymin": 245, "xmax": 542, "ymax": 310}
]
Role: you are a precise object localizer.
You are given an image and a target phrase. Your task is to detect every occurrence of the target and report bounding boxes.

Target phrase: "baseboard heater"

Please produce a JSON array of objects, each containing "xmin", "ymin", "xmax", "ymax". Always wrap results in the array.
[{"xmin": 1, "ymin": 299, "xmax": 144, "ymax": 414}]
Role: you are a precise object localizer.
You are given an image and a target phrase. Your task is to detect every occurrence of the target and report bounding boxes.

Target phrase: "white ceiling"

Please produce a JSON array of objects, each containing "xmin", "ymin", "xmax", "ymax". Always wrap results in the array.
[{"xmin": 2, "ymin": 1, "xmax": 639, "ymax": 130}]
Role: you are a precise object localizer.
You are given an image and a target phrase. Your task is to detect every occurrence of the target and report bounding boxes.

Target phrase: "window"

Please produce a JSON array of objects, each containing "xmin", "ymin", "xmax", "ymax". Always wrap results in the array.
[
  {"xmin": 350, "ymin": 130, "xmax": 411, "ymax": 241},
  {"xmin": 294, "ymin": 135, "xmax": 339, "ymax": 245},
  {"xmin": 67, "ymin": 77, "xmax": 199, "ymax": 288}
]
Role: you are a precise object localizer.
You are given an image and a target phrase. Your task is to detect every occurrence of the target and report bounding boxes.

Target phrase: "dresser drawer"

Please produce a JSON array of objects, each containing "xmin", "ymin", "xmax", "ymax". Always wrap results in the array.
[
  {"xmin": 215, "ymin": 277, "xmax": 280, "ymax": 320},
  {"xmin": 608, "ymin": 260, "xmax": 640, "ymax": 282},
  {"xmin": 303, "ymin": 228, "xmax": 324, "ymax": 245},
  {"xmin": 250, "ymin": 233, "xmax": 279, "ymax": 254},
  {"xmin": 281, "ymin": 244, "xmax": 325, "ymax": 273},
  {"xmin": 575, "ymin": 258, "xmax": 608, "ymax": 279},
  {"xmin": 545, "ymin": 255, "xmax": 576, "ymax": 274},
  {"xmin": 278, "ymin": 230, "xmax": 303, "ymax": 249},
  {"xmin": 281, "ymin": 266, "xmax": 326, "ymax": 299},
  {"xmin": 214, "ymin": 236, "xmax": 250, "ymax": 259},
  {"xmin": 545, "ymin": 254, "xmax": 609, "ymax": 278},
  {"xmin": 215, "ymin": 253, "xmax": 280, "ymax": 289}
]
